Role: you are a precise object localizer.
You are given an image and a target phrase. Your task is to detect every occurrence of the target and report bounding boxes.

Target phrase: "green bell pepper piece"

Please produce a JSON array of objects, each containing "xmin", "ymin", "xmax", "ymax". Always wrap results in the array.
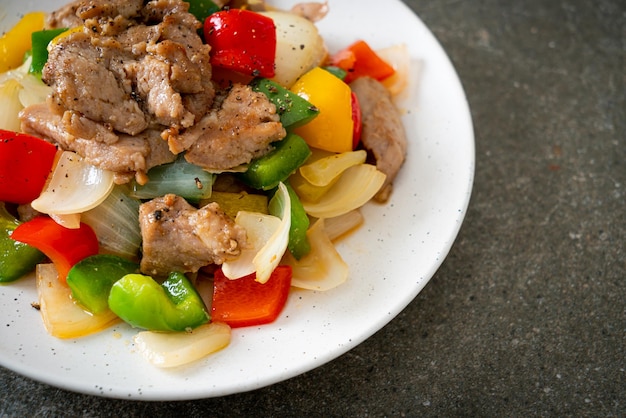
[
  {"xmin": 29, "ymin": 28, "xmax": 68, "ymax": 76},
  {"xmin": 323, "ymin": 66, "xmax": 348, "ymax": 81},
  {"xmin": 187, "ymin": 0, "xmax": 220, "ymax": 22},
  {"xmin": 0, "ymin": 204, "xmax": 44, "ymax": 283},
  {"xmin": 66, "ymin": 254, "xmax": 139, "ymax": 314},
  {"xmin": 108, "ymin": 272, "xmax": 210, "ymax": 332},
  {"xmin": 238, "ymin": 132, "xmax": 312, "ymax": 191},
  {"xmin": 269, "ymin": 182, "xmax": 310, "ymax": 260},
  {"xmin": 251, "ymin": 78, "xmax": 320, "ymax": 130}
]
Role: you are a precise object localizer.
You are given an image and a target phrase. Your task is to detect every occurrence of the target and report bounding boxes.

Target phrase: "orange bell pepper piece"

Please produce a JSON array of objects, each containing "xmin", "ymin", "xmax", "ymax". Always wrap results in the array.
[{"xmin": 330, "ymin": 40, "xmax": 395, "ymax": 83}]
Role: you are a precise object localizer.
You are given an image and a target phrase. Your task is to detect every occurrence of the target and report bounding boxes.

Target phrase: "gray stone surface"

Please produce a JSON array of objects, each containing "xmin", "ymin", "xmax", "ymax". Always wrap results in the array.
[{"xmin": 1, "ymin": 0, "xmax": 623, "ymax": 416}]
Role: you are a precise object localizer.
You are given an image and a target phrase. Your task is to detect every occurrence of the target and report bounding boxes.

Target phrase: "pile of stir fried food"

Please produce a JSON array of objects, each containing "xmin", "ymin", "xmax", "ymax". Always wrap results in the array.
[{"xmin": 0, "ymin": 0, "xmax": 409, "ymax": 367}]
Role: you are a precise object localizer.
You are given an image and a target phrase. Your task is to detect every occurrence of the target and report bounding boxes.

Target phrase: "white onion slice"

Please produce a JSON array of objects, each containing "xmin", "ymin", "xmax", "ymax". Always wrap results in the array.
[
  {"xmin": 0, "ymin": 79, "xmax": 23, "ymax": 131},
  {"xmin": 49, "ymin": 213, "xmax": 81, "ymax": 229},
  {"xmin": 36, "ymin": 263, "xmax": 119, "ymax": 339},
  {"xmin": 32, "ymin": 151, "xmax": 115, "ymax": 216},
  {"xmin": 18, "ymin": 73, "xmax": 53, "ymax": 107},
  {"xmin": 299, "ymin": 150, "xmax": 367, "ymax": 187},
  {"xmin": 376, "ymin": 43, "xmax": 412, "ymax": 97},
  {"xmin": 261, "ymin": 11, "xmax": 327, "ymax": 88},
  {"xmin": 222, "ymin": 211, "xmax": 282, "ymax": 280},
  {"xmin": 0, "ymin": 57, "xmax": 51, "ymax": 130},
  {"xmin": 81, "ymin": 186, "xmax": 142, "ymax": 258},
  {"xmin": 283, "ymin": 219, "xmax": 348, "ymax": 291},
  {"xmin": 302, "ymin": 164, "xmax": 386, "ymax": 219},
  {"xmin": 222, "ymin": 183, "xmax": 291, "ymax": 284},
  {"xmin": 323, "ymin": 209, "xmax": 364, "ymax": 241},
  {"xmin": 254, "ymin": 182, "xmax": 291, "ymax": 283},
  {"xmin": 133, "ymin": 322, "xmax": 231, "ymax": 368}
]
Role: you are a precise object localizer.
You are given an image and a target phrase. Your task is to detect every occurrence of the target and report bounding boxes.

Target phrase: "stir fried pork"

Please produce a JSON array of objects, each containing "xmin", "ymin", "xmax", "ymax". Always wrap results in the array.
[
  {"xmin": 350, "ymin": 77, "xmax": 408, "ymax": 202},
  {"xmin": 16, "ymin": 0, "xmax": 289, "ymax": 277},
  {"xmin": 169, "ymin": 84, "xmax": 286, "ymax": 171},
  {"xmin": 139, "ymin": 194, "xmax": 247, "ymax": 277},
  {"xmin": 20, "ymin": 0, "xmax": 284, "ymax": 183},
  {"xmin": 44, "ymin": 0, "xmax": 213, "ymax": 134},
  {"xmin": 45, "ymin": 1, "xmax": 83, "ymax": 29},
  {"xmin": 21, "ymin": 103, "xmax": 176, "ymax": 184},
  {"xmin": 44, "ymin": 29, "xmax": 150, "ymax": 136}
]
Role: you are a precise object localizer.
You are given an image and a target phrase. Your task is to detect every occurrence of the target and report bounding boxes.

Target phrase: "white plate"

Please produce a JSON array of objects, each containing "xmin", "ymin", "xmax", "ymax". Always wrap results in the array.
[{"xmin": 0, "ymin": 0, "xmax": 474, "ymax": 400}]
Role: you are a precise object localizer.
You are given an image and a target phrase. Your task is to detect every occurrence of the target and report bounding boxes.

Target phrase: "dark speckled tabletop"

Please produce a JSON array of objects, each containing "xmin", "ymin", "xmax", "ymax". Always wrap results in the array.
[{"xmin": 1, "ymin": 0, "xmax": 624, "ymax": 416}]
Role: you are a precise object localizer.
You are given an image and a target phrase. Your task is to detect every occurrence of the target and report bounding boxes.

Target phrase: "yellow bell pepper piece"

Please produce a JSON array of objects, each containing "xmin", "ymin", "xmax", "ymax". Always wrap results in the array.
[
  {"xmin": 0, "ymin": 12, "xmax": 46, "ymax": 73},
  {"xmin": 291, "ymin": 67, "xmax": 354, "ymax": 153},
  {"xmin": 49, "ymin": 26, "xmax": 84, "ymax": 47}
]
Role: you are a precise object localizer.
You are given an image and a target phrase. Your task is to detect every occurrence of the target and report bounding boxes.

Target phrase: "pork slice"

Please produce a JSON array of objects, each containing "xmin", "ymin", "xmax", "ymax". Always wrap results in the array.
[
  {"xmin": 143, "ymin": 130, "xmax": 179, "ymax": 171},
  {"xmin": 169, "ymin": 84, "xmax": 286, "ymax": 170},
  {"xmin": 76, "ymin": 0, "xmax": 144, "ymax": 21},
  {"xmin": 19, "ymin": 103, "xmax": 176, "ymax": 182},
  {"xmin": 115, "ymin": 23, "xmax": 215, "ymax": 126},
  {"xmin": 45, "ymin": 0, "xmax": 83, "ymax": 29},
  {"xmin": 142, "ymin": 0, "xmax": 199, "ymax": 24},
  {"xmin": 123, "ymin": 9, "xmax": 214, "ymax": 129},
  {"xmin": 150, "ymin": 40, "xmax": 202, "ymax": 94},
  {"xmin": 154, "ymin": 5, "xmax": 215, "ymax": 122},
  {"xmin": 78, "ymin": 0, "xmax": 145, "ymax": 36},
  {"xmin": 43, "ymin": 30, "xmax": 148, "ymax": 136},
  {"xmin": 115, "ymin": 24, "xmax": 161, "ymax": 54},
  {"xmin": 350, "ymin": 77, "xmax": 408, "ymax": 202},
  {"xmin": 134, "ymin": 54, "xmax": 195, "ymax": 129},
  {"xmin": 139, "ymin": 195, "xmax": 247, "ymax": 277},
  {"xmin": 62, "ymin": 110, "xmax": 119, "ymax": 145}
]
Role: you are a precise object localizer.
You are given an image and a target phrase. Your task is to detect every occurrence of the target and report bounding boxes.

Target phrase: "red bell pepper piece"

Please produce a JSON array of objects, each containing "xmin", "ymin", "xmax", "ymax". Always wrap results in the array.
[
  {"xmin": 0, "ymin": 130, "xmax": 57, "ymax": 204},
  {"xmin": 351, "ymin": 92, "xmax": 362, "ymax": 149},
  {"xmin": 204, "ymin": 9, "xmax": 276, "ymax": 78},
  {"xmin": 330, "ymin": 40, "xmax": 395, "ymax": 84},
  {"xmin": 211, "ymin": 265, "xmax": 292, "ymax": 328},
  {"xmin": 11, "ymin": 217, "xmax": 99, "ymax": 282}
]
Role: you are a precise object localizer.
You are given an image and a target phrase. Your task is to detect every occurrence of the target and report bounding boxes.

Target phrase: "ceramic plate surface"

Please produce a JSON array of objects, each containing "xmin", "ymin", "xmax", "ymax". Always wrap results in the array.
[{"xmin": 0, "ymin": 0, "xmax": 474, "ymax": 400}]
